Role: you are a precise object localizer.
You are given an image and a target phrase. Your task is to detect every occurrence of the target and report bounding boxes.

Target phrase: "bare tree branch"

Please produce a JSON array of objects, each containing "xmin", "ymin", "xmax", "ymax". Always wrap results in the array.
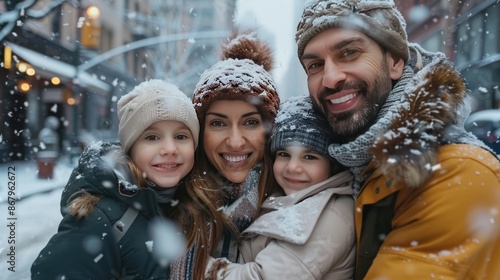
[
  {"xmin": 0, "ymin": 0, "xmax": 68, "ymax": 41},
  {"xmin": 26, "ymin": 0, "xmax": 67, "ymax": 19}
]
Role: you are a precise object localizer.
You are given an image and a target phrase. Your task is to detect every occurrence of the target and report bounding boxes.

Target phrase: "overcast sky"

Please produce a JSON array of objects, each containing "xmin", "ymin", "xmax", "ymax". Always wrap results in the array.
[{"xmin": 234, "ymin": 0, "xmax": 299, "ymax": 95}]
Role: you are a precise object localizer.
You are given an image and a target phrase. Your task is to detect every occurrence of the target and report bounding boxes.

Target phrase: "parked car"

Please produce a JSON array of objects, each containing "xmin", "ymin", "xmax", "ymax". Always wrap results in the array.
[{"xmin": 464, "ymin": 109, "xmax": 500, "ymax": 155}]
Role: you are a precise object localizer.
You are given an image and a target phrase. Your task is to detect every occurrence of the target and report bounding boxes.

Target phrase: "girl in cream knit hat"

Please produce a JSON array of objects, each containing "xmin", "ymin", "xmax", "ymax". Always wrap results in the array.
[{"xmin": 32, "ymin": 80, "xmax": 229, "ymax": 280}]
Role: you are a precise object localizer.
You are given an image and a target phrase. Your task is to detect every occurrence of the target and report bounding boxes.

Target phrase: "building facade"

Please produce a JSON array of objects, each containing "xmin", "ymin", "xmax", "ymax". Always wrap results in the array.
[{"xmin": 0, "ymin": 0, "xmax": 235, "ymax": 162}]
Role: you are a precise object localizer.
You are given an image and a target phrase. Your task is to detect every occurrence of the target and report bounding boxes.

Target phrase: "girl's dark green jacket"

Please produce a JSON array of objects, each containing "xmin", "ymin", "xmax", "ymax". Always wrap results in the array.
[{"xmin": 31, "ymin": 142, "xmax": 171, "ymax": 279}]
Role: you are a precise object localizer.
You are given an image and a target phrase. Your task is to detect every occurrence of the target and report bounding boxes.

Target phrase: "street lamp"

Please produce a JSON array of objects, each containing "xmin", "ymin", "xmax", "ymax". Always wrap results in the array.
[
  {"xmin": 70, "ymin": 2, "xmax": 100, "ymax": 162},
  {"xmin": 86, "ymin": 6, "xmax": 100, "ymax": 19}
]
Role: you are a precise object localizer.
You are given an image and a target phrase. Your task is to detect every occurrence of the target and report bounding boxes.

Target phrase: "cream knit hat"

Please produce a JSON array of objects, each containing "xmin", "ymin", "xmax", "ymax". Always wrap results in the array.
[
  {"xmin": 117, "ymin": 79, "xmax": 199, "ymax": 153},
  {"xmin": 296, "ymin": 0, "xmax": 409, "ymax": 63}
]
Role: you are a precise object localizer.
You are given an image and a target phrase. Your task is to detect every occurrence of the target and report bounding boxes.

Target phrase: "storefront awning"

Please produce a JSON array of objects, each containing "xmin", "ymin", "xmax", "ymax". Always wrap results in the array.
[{"xmin": 5, "ymin": 42, "xmax": 111, "ymax": 93}]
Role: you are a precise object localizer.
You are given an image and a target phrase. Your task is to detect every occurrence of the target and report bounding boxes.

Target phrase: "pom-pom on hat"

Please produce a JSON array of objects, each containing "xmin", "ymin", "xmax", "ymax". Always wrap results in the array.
[
  {"xmin": 270, "ymin": 95, "xmax": 335, "ymax": 159},
  {"xmin": 117, "ymin": 79, "xmax": 199, "ymax": 154},
  {"xmin": 296, "ymin": 0, "xmax": 409, "ymax": 63},
  {"xmin": 192, "ymin": 31, "xmax": 280, "ymax": 128}
]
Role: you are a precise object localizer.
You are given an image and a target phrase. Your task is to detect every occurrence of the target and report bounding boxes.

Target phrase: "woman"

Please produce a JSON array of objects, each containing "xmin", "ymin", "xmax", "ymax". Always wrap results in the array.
[{"xmin": 192, "ymin": 31, "xmax": 281, "ymax": 263}]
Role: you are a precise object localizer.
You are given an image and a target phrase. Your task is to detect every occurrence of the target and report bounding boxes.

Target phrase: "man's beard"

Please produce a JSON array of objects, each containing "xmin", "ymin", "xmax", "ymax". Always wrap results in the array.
[{"xmin": 315, "ymin": 69, "xmax": 393, "ymax": 141}]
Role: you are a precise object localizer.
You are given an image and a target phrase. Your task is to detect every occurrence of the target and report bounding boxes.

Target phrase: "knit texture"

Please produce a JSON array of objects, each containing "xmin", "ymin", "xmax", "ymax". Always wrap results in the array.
[
  {"xmin": 117, "ymin": 79, "xmax": 199, "ymax": 153},
  {"xmin": 192, "ymin": 32, "xmax": 280, "ymax": 128},
  {"xmin": 327, "ymin": 44, "xmax": 490, "ymax": 197},
  {"xmin": 221, "ymin": 163, "xmax": 261, "ymax": 232},
  {"xmin": 212, "ymin": 163, "xmax": 262, "ymax": 263},
  {"xmin": 296, "ymin": 0, "xmax": 409, "ymax": 62},
  {"xmin": 271, "ymin": 95, "xmax": 335, "ymax": 159},
  {"xmin": 169, "ymin": 244, "xmax": 196, "ymax": 280}
]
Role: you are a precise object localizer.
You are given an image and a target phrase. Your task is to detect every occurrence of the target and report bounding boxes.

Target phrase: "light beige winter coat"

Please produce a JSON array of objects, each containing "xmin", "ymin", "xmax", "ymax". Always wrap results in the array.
[{"xmin": 208, "ymin": 170, "xmax": 355, "ymax": 280}]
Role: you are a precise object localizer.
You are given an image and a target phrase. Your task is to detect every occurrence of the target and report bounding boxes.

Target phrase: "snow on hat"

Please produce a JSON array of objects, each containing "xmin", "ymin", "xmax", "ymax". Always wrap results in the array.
[
  {"xmin": 192, "ymin": 31, "xmax": 280, "ymax": 128},
  {"xmin": 270, "ymin": 95, "xmax": 335, "ymax": 159},
  {"xmin": 117, "ymin": 79, "xmax": 199, "ymax": 154},
  {"xmin": 296, "ymin": 0, "xmax": 409, "ymax": 63}
]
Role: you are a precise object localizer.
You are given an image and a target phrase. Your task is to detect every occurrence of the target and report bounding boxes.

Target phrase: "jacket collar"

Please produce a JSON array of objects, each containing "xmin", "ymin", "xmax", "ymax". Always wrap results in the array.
[
  {"xmin": 62, "ymin": 141, "xmax": 163, "ymax": 218},
  {"xmin": 243, "ymin": 170, "xmax": 353, "ymax": 244},
  {"xmin": 364, "ymin": 44, "xmax": 489, "ymax": 189},
  {"xmin": 262, "ymin": 170, "xmax": 353, "ymax": 208},
  {"xmin": 329, "ymin": 44, "xmax": 488, "ymax": 194}
]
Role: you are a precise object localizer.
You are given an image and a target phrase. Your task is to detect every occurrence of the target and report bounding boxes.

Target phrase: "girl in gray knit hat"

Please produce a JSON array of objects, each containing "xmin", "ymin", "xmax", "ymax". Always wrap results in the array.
[
  {"xmin": 32, "ymin": 80, "xmax": 230, "ymax": 280},
  {"xmin": 205, "ymin": 95, "xmax": 356, "ymax": 280}
]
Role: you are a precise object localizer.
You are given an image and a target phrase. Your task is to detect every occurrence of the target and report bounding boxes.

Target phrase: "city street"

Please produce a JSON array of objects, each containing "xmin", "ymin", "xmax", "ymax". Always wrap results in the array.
[
  {"xmin": 0, "ymin": 158, "xmax": 74, "ymax": 280},
  {"xmin": 2, "ymin": 189, "xmax": 64, "ymax": 279}
]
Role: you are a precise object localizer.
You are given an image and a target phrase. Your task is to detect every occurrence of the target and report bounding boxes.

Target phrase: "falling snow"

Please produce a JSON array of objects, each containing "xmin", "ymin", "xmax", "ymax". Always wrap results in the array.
[
  {"xmin": 1, "ymin": 1, "xmax": 500, "ymax": 279},
  {"xmin": 93, "ymin": 254, "xmax": 104, "ymax": 263},
  {"xmin": 149, "ymin": 218, "xmax": 186, "ymax": 266},
  {"xmin": 478, "ymin": 87, "xmax": 488, "ymax": 93}
]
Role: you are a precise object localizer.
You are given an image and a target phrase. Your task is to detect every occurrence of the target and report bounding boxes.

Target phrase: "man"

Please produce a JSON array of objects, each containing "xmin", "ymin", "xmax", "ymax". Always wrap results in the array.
[{"xmin": 295, "ymin": 0, "xmax": 500, "ymax": 279}]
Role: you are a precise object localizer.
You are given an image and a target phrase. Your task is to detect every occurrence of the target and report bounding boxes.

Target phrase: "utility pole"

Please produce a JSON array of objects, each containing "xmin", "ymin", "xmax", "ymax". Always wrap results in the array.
[{"xmin": 70, "ymin": 2, "xmax": 101, "ymax": 162}]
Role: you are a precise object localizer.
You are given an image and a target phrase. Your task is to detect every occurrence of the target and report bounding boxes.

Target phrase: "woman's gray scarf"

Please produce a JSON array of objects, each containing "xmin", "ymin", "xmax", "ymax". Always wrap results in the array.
[
  {"xmin": 209, "ymin": 163, "xmax": 262, "ymax": 263},
  {"xmin": 221, "ymin": 163, "xmax": 262, "ymax": 231},
  {"xmin": 328, "ymin": 44, "xmax": 489, "ymax": 197}
]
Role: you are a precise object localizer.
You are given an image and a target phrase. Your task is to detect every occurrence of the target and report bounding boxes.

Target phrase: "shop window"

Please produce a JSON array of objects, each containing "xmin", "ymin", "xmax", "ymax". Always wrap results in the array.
[
  {"xmin": 456, "ymin": 14, "xmax": 483, "ymax": 68},
  {"xmin": 484, "ymin": 5, "xmax": 500, "ymax": 57},
  {"xmin": 456, "ymin": 4, "xmax": 500, "ymax": 68},
  {"xmin": 419, "ymin": 31, "xmax": 443, "ymax": 53}
]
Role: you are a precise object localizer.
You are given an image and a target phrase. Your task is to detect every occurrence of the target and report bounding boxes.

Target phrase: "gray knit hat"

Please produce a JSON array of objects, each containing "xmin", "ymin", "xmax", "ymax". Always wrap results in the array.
[
  {"xmin": 296, "ymin": 0, "xmax": 409, "ymax": 62},
  {"xmin": 117, "ymin": 79, "xmax": 199, "ymax": 154},
  {"xmin": 270, "ymin": 95, "xmax": 335, "ymax": 159}
]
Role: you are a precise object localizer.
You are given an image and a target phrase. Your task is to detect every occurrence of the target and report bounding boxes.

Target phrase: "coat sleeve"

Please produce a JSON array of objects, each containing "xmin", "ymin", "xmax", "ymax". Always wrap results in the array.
[
  {"xmin": 207, "ymin": 195, "xmax": 356, "ymax": 280},
  {"xmin": 31, "ymin": 206, "xmax": 121, "ymax": 279}
]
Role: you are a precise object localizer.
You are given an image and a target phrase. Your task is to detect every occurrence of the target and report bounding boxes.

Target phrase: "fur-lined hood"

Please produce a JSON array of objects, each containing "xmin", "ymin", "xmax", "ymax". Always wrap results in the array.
[{"xmin": 365, "ymin": 44, "xmax": 490, "ymax": 189}]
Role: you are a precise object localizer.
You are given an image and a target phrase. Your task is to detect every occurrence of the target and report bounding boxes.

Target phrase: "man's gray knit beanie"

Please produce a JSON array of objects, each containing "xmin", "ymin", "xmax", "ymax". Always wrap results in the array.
[
  {"xmin": 270, "ymin": 95, "xmax": 335, "ymax": 159},
  {"xmin": 296, "ymin": 0, "xmax": 409, "ymax": 63}
]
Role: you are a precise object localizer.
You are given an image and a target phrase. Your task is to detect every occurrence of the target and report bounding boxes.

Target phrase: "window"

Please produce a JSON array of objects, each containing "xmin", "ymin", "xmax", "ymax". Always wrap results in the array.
[
  {"xmin": 484, "ymin": 5, "xmax": 499, "ymax": 58},
  {"xmin": 419, "ymin": 31, "xmax": 443, "ymax": 53},
  {"xmin": 456, "ymin": 14, "xmax": 483, "ymax": 68},
  {"xmin": 456, "ymin": 4, "xmax": 500, "ymax": 68}
]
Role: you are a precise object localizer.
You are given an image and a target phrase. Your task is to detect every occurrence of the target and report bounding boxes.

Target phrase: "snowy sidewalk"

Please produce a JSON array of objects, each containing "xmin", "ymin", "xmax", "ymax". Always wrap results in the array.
[{"xmin": 0, "ymin": 155, "xmax": 76, "ymax": 204}]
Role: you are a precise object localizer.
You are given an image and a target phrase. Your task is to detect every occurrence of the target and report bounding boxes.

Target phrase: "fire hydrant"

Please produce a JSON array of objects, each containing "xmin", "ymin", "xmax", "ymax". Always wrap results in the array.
[{"xmin": 36, "ymin": 116, "xmax": 60, "ymax": 179}]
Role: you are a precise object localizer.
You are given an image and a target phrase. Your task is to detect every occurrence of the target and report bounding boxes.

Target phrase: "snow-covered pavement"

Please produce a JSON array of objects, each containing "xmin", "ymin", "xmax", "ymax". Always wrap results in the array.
[
  {"xmin": 0, "ymin": 157, "xmax": 75, "ymax": 279},
  {"xmin": 1, "ymin": 188, "xmax": 64, "ymax": 279}
]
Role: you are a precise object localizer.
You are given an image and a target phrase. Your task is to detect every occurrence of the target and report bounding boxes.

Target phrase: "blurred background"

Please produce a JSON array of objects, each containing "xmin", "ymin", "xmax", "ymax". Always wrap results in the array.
[
  {"xmin": 0, "ymin": 0, "xmax": 309, "ymax": 164},
  {"xmin": 0, "ymin": 0, "xmax": 499, "ymax": 163}
]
